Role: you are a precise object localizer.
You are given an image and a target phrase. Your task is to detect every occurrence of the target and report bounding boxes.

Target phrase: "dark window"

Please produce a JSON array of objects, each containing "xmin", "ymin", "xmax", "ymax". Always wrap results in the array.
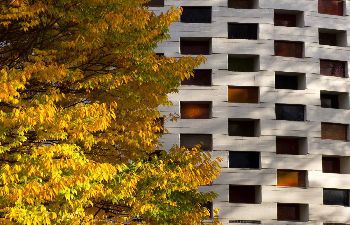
[
  {"xmin": 146, "ymin": 0, "xmax": 164, "ymax": 7},
  {"xmin": 180, "ymin": 134, "xmax": 212, "ymax": 151},
  {"xmin": 229, "ymin": 151, "xmax": 260, "ymax": 169},
  {"xmin": 228, "ymin": 119, "xmax": 259, "ymax": 137},
  {"xmin": 277, "ymin": 204, "xmax": 303, "ymax": 221},
  {"xmin": 324, "ymin": 189, "xmax": 349, "ymax": 206},
  {"xmin": 181, "ymin": 7, "xmax": 212, "ymax": 23},
  {"xmin": 228, "ymin": 55, "xmax": 259, "ymax": 72},
  {"xmin": 275, "ymin": 72, "xmax": 305, "ymax": 90},
  {"xmin": 180, "ymin": 38, "xmax": 211, "ymax": 55},
  {"xmin": 323, "ymin": 157, "xmax": 341, "ymax": 173},
  {"xmin": 275, "ymin": 41, "xmax": 303, "ymax": 58},
  {"xmin": 181, "ymin": 69, "xmax": 212, "ymax": 86},
  {"xmin": 320, "ymin": 59, "xmax": 347, "ymax": 77},
  {"xmin": 156, "ymin": 53, "xmax": 164, "ymax": 56},
  {"xmin": 318, "ymin": 0, "xmax": 344, "ymax": 16},
  {"xmin": 274, "ymin": 12, "xmax": 297, "ymax": 27},
  {"xmin": 320, "ymin": 32, "xmax": 338, "ymax": 46},
  {"xmin": 228, "ymin": 86, "xmax": 259, "ymax": 103},
  {"xmin": 277, "ymin": 170, "xmax": 307, "ymax": 187},
  {"xmin": 321, "ymin": 123, "xmax": 348, "ymax": 141},
  {"xmin": 180, "ymin": 102, "xmax": 211, "ymax": 119},
  {"xmin": 202, "ymin": 202, "xmax": 213, "ymax": 219},
  {"xmin": 229, "ymin": 185, "xmax": 260, "ymax": 204},
  {"xmin": 321, "ymin": 93, "xmax": 339, "ymax": 108},
  {"xmin": 324, "ymin": 223, "xmax": 350, "ymax": 225},
  {"xmin": 276, "ymin": 137, "xmax": 305, "ymax": 155},
  {"xmin": 319, "ymin": 29, "xmax": 347, "ymax": 47},
  {"xmin": 154, "ymin": 117, "xmax": 164, "ymax": 134},
  {"xmin": 275, "ymin": 104, "xmax": 305, "ymax": 121},
  {"xmin": 229, "ymin": 221, "xmax": 261, "ymax": 224},
  {"xmin": 228, "ymin": 23, "xmax": 258, "ymax": 40},
  {"xmin": 228, "ymin": 0, "xmax": 256, "ymax": 9}
]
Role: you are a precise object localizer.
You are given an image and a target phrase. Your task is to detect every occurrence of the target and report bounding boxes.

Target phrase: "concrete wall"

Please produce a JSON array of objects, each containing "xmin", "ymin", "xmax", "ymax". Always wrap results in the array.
[{"xmin": 153, "ymin": 0, "xmax": 350, "ymax": 224}]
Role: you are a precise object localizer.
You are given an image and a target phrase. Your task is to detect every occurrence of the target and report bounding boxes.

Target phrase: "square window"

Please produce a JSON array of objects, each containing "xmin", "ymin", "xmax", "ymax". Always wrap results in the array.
[
  {"xmin": 180, "ymin": 134, "xmax": 212, "ymax": 151},
  {"xmin": 228, "ymin": 86, "xmax": 259, "ymax": 103},
  {"xmin": 275, "ymin": 72, "xmax": 306, "ymax": 90},
  {"xmin": 181, "ymin": 7, "xmax": 212, "ymax": 23},
  {"xmin": 180, "ymin": 102, "xmax": 211, "ymax": 119},
  {"xmin": 228, "ymin": 119, "xmax": 260, "ymax": 137},
  {"xmin": 275, "ymin": 104, "xmax": 305, "ymax": 121},
  {"xmin": 274, "ymin": 10, "xmax": 304, "ymax": 27},
  {"xmin": 181, "ymin": 69, "xmax": 212, "ymax": 86},
  {"xmin": 324, "ymin": 189, "xmax": 349, "ymax": 206},
  {"xmin": 321, "ymin": 123, "xmax": 348, "ymax": 141},
  {"xmin": 319, "ymin": 29, "xmax": 347, "ymax": 47},
  {"xmin": 146, "ymin": 0, "xmax": 164, "ymax": 7},
  {"xmin": 320, "ymin": 59, "xmax": 347, "ymax": 77},
  {"xmin": 202, "ymin": 202, "xmax": 213, "ymax": 219},
  {"xmin": 276, "ymin": 137, "xmax": 307, "ymax": 155},
  {"xmin": 318, "ymin": 0, "xmax": 344, "ymax": 16},
  {"xmin": 229, "ymin": 151, "xmax": 260, "ymax": 169},
  {"xmin": 275, "ymin": 41, "xmax": 304, "ymax": 58},
  {"xmin": 154, "ymin": 117, "xmax": 165, "ymax": 134},
  {"xmin": 277, "ymin": 170, "xmax": 307, "ymax": 187},
  {"xmin": 321, "ymin": 93, "xmax": 340, "ymax": 109},
  {"xmin": 320, "ymin": 90, "xmax": 349, "ymax": 109},
  {"xmin": 228, "ymin": 23, "xmax": 258, "ymax": 40},
  {"xmin": 323, "ymin": 156, "xmax": 341, "ymax": 173},
  {"xmin": 228, "ymin": 55, "xmax": 259, "ymax": 72},
  {"xmin": 229, "ymin": 185, "xmax": 261, "ymax": 204},
  {"xmin": 228, "ymin": 0, "xmax": 258, "ymax": 9},
  {"xmin": 180, "ymin": 38, "xmax": 211, "ymax": 55},
  {"xmin": 277, "ymin": 203, "xmax": 308, "ymax": 222}
]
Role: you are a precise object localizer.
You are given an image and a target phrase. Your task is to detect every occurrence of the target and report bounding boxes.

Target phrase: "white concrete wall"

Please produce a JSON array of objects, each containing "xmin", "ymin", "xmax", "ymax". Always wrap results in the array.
[{"xmin": 153, "ymin": 0, "xmax": 350, "ymax": 224}]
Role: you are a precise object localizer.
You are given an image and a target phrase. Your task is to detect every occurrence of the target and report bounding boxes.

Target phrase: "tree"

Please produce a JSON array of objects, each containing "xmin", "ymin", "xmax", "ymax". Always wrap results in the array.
[{"xmin": 0, "ymin": 0, "xmax": 221, "ymax": 224}]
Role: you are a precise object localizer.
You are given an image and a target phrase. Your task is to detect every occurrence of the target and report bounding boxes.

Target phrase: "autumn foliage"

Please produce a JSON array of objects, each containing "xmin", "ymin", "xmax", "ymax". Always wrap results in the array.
[{"xmin": 0, "ymin": 0, "xmax": 221, "ymax": 224}]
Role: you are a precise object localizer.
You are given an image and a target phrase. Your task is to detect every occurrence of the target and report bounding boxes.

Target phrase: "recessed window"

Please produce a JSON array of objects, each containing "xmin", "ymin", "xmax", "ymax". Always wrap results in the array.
[
  {"xmin": 228, "ymin": 55, "xmax": 259, "ymax": 72},
  {"xmin": 146, "ymin": 0, "xmax": 164, "ymax": 7},
  {"xmin": 229, "ymin": 185, "xmax": 261, "ymax": 204},
  {"xmin": 275, "ymin": 41, "xmax": 304, "ymax": 58},
  {"xmin": 319, "ymin": 29, "xmax": 347, "ymax": 47},
  {"xmin": 320, "ymin": 59, "xmax": 347, "ymax": 77},
  {"xmin": 229, "ymin": 151, "xmax": 260, "ymax": 169},
  {"xmin": 228, "ymin": 86, "xmax": 259, "ymax": 103},
  {"xmin": 229, "ymin": 220, "xmax": 261, "ymax": 224},
  {"xmin": 274, "ymin": 10, "xmax": 304, "ymax": 27},
  {"xmin": 202, "ymin": 202, "xmax": 213, "ymax": 219},
  {"xmin": 324, "ymin": 223, "xmax": 350, "ymax": 225},
  {"xmin": 228, "ymin": 0, "xmax": 258, "ymax": 9},
  {"xmin": 154, "ymin": 117, "xmax": 164, "ymax": 134},
  {"xmin": 181, "ymin": 69, "xmax": 212, "ymax": 86},
  {"xmin": 276, "ymin": 137, "xmax": 307, "ymax": 155},
  {"xmin": 323, "ymin": 156, "xmax": 350, "ymax": 174},
  {"xmin": 324, "ymin": 189, "xmax": 349, "ymax": 206},
  {"xmin": 321, "ymin": 91, "xmax": 349, "ymax": 109},
  {"xmin": 180, "ymin": 38, "xmax": 211, "ymax": 55},
  {"xmin": 275, "ymin": 72, "xmax": 306, "ymax": 90},
  {"xmin": 321, "ymin": 123, "xmax": 348, "ymax": 141},
  {"xmin": 277, "ymin": 170, "xmax": 307, "ymax": 187},
  {"xmin": 181, "ymin": 7, "xmax": 212, "ymax": 23},
  {"xmin": 318, "ymin": 0, "xmax": 344, "ymax": 16},
  {"xmin": 180, "ymin": 102, "xmax": 211, "ymax": 119},
  {"xmin": 275, "ymin": 104, "xmax": 305, "ymax": 121},
  {"xmin": 180, "ymin": 134, "xmax": 212, "ymax": 151},
  {"xmin": 277, "ymin": 203, "xmax": 308, "ymax": 222},
  {"xmin": 228, "ymin": 119, "xmax": 260, "ymax": 137},
  {"xmin": 228, "ymin": 23, "xmax": 258, "ymax": 40}
]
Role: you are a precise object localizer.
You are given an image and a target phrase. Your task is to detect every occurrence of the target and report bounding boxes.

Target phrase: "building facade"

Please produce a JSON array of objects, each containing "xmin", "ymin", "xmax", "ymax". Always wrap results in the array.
[{"xmin": 150, "ymin": 0, "xmax": 350, "ymax": 224}]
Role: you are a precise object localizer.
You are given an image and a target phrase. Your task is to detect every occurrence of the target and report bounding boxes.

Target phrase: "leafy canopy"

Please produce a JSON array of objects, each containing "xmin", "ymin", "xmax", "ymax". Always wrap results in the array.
[{"xmin": 0, "ymin": 0, "xmax": 221, "ymax": 224}]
